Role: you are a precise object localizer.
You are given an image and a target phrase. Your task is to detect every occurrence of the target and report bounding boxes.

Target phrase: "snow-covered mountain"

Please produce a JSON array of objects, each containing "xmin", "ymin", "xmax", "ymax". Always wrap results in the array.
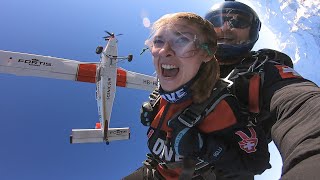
[
  {"xmin": 250, "ymin": 0, "xmax": 320, "ymax": 179},
  {"xmin": 252, "ymin": 0, "xmax": 320, "ymax": 83}
]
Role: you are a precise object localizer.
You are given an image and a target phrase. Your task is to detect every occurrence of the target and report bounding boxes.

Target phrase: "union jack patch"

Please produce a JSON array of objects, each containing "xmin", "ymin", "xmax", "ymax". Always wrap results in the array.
[{"xmin": 275, "ymin": 65, "xmax": 301, "ymax": 79}]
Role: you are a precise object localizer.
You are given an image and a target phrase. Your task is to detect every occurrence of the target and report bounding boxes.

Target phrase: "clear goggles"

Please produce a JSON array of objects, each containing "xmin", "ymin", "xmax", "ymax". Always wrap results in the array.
[
  {"xmin": 145, "ymin": 27, "xmax": 211, "ymax": 58},
  {"xmin": 210, "ymin": 14, "xmax": 252, "ymax": 29}
]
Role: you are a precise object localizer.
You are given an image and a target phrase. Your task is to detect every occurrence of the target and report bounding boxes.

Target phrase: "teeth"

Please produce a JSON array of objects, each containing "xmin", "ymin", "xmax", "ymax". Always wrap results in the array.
[{"xmin": 161, "ymin": 64, "xmax": 177, "ymax": 69}]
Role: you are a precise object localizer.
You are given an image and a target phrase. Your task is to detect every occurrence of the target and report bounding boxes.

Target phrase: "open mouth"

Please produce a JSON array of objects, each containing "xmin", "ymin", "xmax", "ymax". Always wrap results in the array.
[{"xmin": 161, "ymin": 64, "xmax": 179, "ymax": 78}]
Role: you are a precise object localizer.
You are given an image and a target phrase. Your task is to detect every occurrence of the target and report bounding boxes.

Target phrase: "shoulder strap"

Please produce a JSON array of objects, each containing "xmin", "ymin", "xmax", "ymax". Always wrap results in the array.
[
  {"xmin": 149, "ymin": 87, "xmax": 161, "ymax": 109},
  {"xmin": 226, "ymin": 49, "xmax": 291, "ymax": 126},
  {"xmin": 254, "ymin": 48, "xmax": 293, "ymax": 68},
  {"xmin": 248, "ymin": 49, "xmax": 293, "ymax": 115},
  {"xmin": 177, "ymin": 79, "xmax": 233, "ymax": 127},
  {"xmin": 224, "ymin": 55, "xmax": 265, "ymax": 126}
]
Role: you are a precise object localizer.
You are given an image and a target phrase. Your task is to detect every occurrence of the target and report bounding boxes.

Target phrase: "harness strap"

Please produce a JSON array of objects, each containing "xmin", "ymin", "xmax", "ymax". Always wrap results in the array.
[
  {"xmin": 225, "ymin": 52, "xmax": 270, "ymax": 126},
  {"xmin": 256, "ymin": 48, "xmax": 293, "ymax": 68},
  {"xmin": 178, "ymin": 79, "xmax": 232, "ymax": 128},
  {"xmin": 150, "ymin": 88, "xmax": 161, "ymax": 108},
  {"xmin": 151, "ymin": 158, "xmax": 214, "ymax": 179},
  {"xmin": 248, "ymin": 74, "xmax": 261, "ymax": 114}
]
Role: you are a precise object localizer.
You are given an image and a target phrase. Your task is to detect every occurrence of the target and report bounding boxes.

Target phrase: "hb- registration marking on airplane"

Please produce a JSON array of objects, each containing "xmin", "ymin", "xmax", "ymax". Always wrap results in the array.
[{"xmin": 0, "ymin": 31, "xmax": 158, "ymax": 144}]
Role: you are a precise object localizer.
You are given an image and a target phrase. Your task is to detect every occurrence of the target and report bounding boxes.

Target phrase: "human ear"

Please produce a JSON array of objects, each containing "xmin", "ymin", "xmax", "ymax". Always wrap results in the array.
[{"xmin": 202, "ymin": 54, "xmax": 214, "ymax": 63}]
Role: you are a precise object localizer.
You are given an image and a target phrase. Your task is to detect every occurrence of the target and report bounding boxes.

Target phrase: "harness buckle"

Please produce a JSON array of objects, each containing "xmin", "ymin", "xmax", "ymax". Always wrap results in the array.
[
  {"xmin": 178, "ymin": 108, "xmax": 202, "ymax": 128},
  {"xmin": 144, "ymin": 153, "xmax": 161, "ymax": 169},
  {"xmin": 247, "ymin": 114, "xmax": 258, "ymax": 127}
]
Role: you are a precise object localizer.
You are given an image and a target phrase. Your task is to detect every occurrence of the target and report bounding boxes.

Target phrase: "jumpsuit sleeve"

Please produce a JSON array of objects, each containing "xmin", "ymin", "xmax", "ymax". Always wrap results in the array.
[{"xmin": 261, "ymin": 61, "xmax": 320, "ymax": 176}]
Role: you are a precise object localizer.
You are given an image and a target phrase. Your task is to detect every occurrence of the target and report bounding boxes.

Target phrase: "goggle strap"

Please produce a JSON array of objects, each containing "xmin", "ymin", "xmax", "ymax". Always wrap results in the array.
[{"xmin": 201, "ymin": 44, "xmax": 213, "ymax": 56}]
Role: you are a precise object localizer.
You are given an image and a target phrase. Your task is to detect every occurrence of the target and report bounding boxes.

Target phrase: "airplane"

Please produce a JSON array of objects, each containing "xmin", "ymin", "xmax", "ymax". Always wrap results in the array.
[{"xmin": 0, "ymin": 31, "xmax": 158, "ymax": 144}]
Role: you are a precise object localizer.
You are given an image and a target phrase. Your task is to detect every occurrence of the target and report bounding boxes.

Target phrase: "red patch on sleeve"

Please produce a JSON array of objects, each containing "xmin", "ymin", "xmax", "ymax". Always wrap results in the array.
[{"xmin": 275, "ymin": 65, "xmax": 301, "ymax": 79}]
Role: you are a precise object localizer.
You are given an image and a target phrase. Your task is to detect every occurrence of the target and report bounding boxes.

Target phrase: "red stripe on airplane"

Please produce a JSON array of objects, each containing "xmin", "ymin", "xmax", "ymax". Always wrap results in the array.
[
  {"xmin": 116, "ymin": 69, "xmax": 127, "ymax": 87},
  {"xmin": 76, "ymin": 64, "xmax": 97, "ymax": 83}
]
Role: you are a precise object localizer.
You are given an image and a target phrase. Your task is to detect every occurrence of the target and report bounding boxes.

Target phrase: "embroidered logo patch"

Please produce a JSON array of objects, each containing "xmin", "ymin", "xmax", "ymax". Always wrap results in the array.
[
  {"xmin": 235, "ymin": 127, "xmax": 258, "ymax": 153},
  {"xmin": 275, "ymin": 65, "xmax": 301, "ymax": 79}
]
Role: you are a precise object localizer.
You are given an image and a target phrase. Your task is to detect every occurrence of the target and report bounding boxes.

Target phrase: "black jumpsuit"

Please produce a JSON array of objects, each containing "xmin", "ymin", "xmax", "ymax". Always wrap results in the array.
[{"xmin": 221, "ymin": 51, "xmax": 320, "ymax": 180}]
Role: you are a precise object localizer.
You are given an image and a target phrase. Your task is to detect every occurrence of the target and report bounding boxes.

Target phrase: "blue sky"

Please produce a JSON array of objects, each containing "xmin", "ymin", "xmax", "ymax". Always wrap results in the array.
[{"xmin": 1, "ymin": 0, "xmax": 313, "ymax": 179}]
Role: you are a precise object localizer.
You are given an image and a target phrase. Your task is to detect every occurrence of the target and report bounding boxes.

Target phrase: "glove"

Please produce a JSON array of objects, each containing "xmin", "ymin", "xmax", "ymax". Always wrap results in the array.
[
  {"xmin": 140, "ymin": 101, "xmax": 155, "ymax": 126},
  {"xmin": 140, "ymin": 88, "xmax": 160, "ymax": 126}
]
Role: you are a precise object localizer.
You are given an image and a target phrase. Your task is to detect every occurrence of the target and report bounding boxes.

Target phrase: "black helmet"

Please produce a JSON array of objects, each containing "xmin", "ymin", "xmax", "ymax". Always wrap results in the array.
[{"xmin": 205, "ymin": 0, "xmax": 261, "ymax": 61}]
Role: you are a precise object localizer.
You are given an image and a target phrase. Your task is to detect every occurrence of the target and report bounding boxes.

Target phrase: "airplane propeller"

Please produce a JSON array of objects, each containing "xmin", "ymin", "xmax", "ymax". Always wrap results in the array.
[
  {"xmin": 103, "ymin": 31, "xmax": 123, "ymax": 40},
  {"xmin": 97, "ymin": 31, "xmax": 131, "ymax": 62}
]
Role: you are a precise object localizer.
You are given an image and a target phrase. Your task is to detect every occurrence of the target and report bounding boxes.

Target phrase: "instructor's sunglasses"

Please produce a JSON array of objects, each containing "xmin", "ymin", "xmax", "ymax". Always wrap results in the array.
[{"xmin": 210, "ymin": 15, "xmax": 252, "ymax": 29}]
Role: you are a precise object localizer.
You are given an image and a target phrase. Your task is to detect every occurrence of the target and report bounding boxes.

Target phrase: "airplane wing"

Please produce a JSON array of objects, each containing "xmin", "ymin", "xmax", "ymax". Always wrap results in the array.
[
  {"xmin": 117, "ymin": 68, "xmax": 157, "ymax": 92},
  {"xmin": 0, "ymin": 50, "xmax": 97, "ymax": 83},
  {"xmin": 0, "ymin": 50, "xmax": 157, "ymax": 91}
]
